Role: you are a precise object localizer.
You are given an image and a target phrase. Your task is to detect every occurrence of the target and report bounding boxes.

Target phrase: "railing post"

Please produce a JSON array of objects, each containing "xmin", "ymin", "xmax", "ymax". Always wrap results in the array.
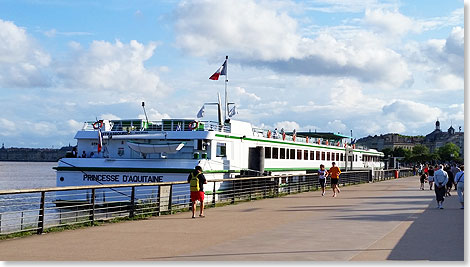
[
  {"xmin": 276, "ymin": 177, "xmax": 280, "ymax": 197},
  {"xmin": 21, "ymin": 211, "xmax": 24, "ymax": 230},
  {"xmin": 89, "ymin": 189, "xmax": 95, "ymax": 225},
  {"xmin": 157, "ymin": 185, "xmax": 161, "ymax": 216},
  {"xmin": 168, "ymin": 185, "xmax": 173, "ymax": 214},
  {"xmin": 129, "ymin": 186, "xmax": 135, "ymax": 218},
  {"xmin": 231, "ymin": 180, "xmax": 236, "ymax": 204},
  {"xmin": 37, "ymin": 191, "xmax": 45, "ymax": 235},
  {"xmin": 287, "ymin": 177, "xmax": 291, "ymax": 194},
  {"xmin": 263, "ymin": 178, "xmax": 267, "ymax": 199},
  {"xmin": 212, "ymin": 181, "xmax": 216, "ymax": 206},
  {"xmin": 249, "ymin": 179, "xmax": 252, "ymax": 201}
]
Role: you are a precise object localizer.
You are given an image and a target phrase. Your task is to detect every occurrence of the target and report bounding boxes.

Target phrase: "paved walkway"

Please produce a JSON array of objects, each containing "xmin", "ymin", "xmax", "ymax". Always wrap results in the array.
[{"xmin": 0, "ymin": 176, "xmax": 464, "ymax": 261}]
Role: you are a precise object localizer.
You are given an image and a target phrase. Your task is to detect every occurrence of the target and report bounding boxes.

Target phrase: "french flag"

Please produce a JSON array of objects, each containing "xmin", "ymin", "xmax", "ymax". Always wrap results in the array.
[
  {"xmin": 97, "ymin": 128, "xmax": 103, "ymax": 153},
  {"xmin": 209, "ymin": 58, "xmax": 227, "ymax": 80}
]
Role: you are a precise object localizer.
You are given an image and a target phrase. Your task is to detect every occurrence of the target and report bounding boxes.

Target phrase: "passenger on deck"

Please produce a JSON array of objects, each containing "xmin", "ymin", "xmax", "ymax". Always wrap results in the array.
[{"xmin": 81, "ymin": 151, "xmax": 87, "ymax": 158}]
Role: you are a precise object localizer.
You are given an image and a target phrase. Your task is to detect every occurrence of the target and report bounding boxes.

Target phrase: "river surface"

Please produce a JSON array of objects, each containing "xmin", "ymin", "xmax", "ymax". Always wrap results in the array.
[{"xmin": 0, "ymin": 161, "xmax": 57, "ymax": 190}]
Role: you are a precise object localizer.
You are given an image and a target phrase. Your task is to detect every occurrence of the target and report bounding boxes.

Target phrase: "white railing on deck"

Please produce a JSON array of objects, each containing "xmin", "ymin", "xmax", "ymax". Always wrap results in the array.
[{"xmin": 82, "ymin": 120, "xmax": 231, "ymax": 133}]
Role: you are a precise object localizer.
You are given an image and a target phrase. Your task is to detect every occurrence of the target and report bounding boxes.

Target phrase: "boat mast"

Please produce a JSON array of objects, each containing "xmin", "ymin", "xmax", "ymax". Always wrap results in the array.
[{"xmin": 224, "ymin": 55, "xmax": 228, "ymax": 122}]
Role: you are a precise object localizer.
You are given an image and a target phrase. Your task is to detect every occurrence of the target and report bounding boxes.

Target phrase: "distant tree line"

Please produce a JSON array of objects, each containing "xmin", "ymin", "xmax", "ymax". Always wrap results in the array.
[{"xmin": 380, "ymin": 143, "xmax": 462, "ymax": 165}]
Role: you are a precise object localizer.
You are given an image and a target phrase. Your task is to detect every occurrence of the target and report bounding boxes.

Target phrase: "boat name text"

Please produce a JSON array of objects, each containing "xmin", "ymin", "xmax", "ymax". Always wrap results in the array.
[{"xmin": 82, "ymin": 174, "xmax": 163, "ymax": 183}]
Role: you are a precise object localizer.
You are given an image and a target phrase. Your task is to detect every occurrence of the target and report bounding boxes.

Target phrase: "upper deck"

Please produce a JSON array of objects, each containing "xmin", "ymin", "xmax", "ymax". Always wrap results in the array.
[{"xmin": 80, "ymin": 118, "xmax": 381, "ymax": 155}]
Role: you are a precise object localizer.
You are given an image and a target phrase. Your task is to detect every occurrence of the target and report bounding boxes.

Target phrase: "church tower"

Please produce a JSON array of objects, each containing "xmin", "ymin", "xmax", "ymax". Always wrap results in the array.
[{"xmin": 435, "ymin": 119, "xmax": 440, "ymax": 131}]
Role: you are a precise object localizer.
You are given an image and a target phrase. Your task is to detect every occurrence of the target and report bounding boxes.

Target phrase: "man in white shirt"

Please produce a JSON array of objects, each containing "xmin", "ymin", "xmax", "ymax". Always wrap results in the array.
[
  {"xmin": 455, "ymin": 165, "xmax": 464, "ymax": 209},
  {"xmin": 433, "ymin": 165, "xmax": 449, "ymax": 209}
]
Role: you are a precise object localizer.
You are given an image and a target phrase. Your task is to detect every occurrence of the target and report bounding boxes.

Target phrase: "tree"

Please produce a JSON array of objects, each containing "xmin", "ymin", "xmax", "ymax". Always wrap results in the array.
[
  {"xmin": 437, "ymin": 143, "xmax": 460, "ymax": 162},
  {"xmin": 381, "ymin": 148, "xmax": 393, "ymax": 158},
  {"xmin": 412, "ymin": 144, "xmax": 429, "ymax": 156}
]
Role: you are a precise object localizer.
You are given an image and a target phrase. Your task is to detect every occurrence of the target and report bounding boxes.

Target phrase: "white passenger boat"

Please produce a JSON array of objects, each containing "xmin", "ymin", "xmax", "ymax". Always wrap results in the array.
[{"xmin": 55, "ymin": 60, "xmax": 384, "ymax": 203}]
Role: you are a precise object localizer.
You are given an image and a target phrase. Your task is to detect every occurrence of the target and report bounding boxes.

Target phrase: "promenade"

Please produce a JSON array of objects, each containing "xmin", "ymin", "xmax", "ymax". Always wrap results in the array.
[{"xmin": 0, "ymin": 176, "xmax": 464, "ymax": 261}]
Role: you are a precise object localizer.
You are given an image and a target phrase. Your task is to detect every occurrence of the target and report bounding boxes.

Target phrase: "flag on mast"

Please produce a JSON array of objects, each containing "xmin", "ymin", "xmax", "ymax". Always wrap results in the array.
[
  {"xmin": 97, "ymin": 128, "xmax": 103, "ymax": 153},
  {"xmin": 197, "ymin": 105, "xmax": 205, "ymax": 118},
  {"xmin": 209, "ymin": 59, "xmax": 227, "ymax": 80},
  {"xmin": 228, "ymin": 105, "xmax": 237, "ymax": 117}
]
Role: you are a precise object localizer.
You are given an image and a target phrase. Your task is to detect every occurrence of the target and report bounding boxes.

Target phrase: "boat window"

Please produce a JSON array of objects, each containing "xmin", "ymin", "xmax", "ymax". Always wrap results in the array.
[
  {"xmin": 336, "ymin": 153, "xmax": 339, "ymax": 161},
  {"xmin": 286, "ymin": 148, "xmax": 290, "ymax": 159},
  {"xmin": 316, "ymin": 151, "xmax": 320, "ymax": 160},
  {"xmin": 265, "ymin": 147, "xmax": 271, "ymax": 159},
  {"xmin": 355, "ymin": 154, "xmax": 358, "ymax": 161},
  {"xmin": 216, "ymin": 143, "xmax": 226, "ymax": 157},
  {"xmin": 327, "ymin": 152, "xmax": 330, "ymax": 161},
  {"xmin": 321, "ymin": 151, "xmax": 325, "ymax": 161},
  {"xmin": 297, "ymin": 149, "xmax": 302, "ymax": 160},
  {"xmin": 290, "ymin": 149, "xmax": 296, "ymax": 159},
  {"xmin": 272, "ymin": 147, "xmax": 279, "ymax": 159},
  {"xmin": 304, "ymin": 150, "xmax": 308, "ymax": 160},
  {"xmin": 310, "ymin": 151, "xmax": 314, "ymax": 160},
  {"xmin": 280, "ymin": 148, "xmax": 286, "ymax": 159}
]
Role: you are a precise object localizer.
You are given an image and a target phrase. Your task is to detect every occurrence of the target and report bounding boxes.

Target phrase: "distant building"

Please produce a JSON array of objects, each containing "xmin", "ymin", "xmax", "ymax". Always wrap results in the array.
[
  {"xmin": 356, "ymin": 133, "xmax": 424, "ymax": 151},
  {"xmin": 423, "ymin": 120, "xmax": 464, "ymax": 157},
  {"xmin": 356, "ymin": 120, "xmax": 464, "ymax": 158}
]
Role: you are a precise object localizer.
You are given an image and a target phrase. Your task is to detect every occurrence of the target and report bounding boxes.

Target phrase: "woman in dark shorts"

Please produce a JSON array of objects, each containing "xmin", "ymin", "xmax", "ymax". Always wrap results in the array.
[
  {"xmin": 420, "ymin": 172, "xmax": 427, "ymax": 190},
  {"xmin": 318, "ymin": 164, "xmax": 328, "ymax": 196}
]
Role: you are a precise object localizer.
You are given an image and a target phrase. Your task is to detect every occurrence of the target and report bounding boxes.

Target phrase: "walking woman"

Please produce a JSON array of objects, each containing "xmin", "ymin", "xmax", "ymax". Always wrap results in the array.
[
  {"xmin": 318, "ymin": 164, "xmax": 328, "ymax": 196},
  {"xmin": 433, "ymin": 165, "xmax": 448, "ymax": 209},
  {"xmin": 428, "ymin": 165, "xmax": 435, "ymax": 190},
  {"xmin": 455, "ymin": 165, "xmax": 464, "ymax": 209},
  {"xmin": 419, "ymin": 171, "xmax": 427, "ymax": 190}
]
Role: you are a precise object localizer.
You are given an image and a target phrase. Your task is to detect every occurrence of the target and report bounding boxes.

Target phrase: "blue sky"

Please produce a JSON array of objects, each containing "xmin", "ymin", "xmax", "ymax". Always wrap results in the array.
[{"xmin": 0, "ymin": 0, "xmax": 464, "ymax": 148}]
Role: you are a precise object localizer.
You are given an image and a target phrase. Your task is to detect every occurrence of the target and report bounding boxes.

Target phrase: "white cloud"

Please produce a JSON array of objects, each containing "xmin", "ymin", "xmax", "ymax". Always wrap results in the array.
[
  {"xmin": 174, "ymin": 0, "xmax": 413, "ymax": 87},
  {"xmin": 327, "ymin": 119, "xmax": 347, "ymax": 132},
  {"xmin": 138, "ymin": 108, "xmax": 171, "ymax": 121},
  {"xmin": 56, "ymin": 40, "xmax": 170, "ymax": 97},
  {"xmin": 364, "ymin": 8, "xmax": 415, "ymax": 36},
  {"xmin": 99, "ymin": 113, "xmax": 121, "ymax": 120},
  {"xmin": 382, "ymin": 99, "xmax": 442, "ymax": 124},
  {"xmin": 0, "ymin": 19, "xmax": 51, "ymax": 87},
  {"xmin": 274, "ymin": 121, "xmax": 300, "ymax": 132},
  {"xmin": 233, "ymin": 86, "xmax": 261, "ymax": 101},
  {"xmin": 386, "ymin": 121, "xmax": 406, "ymax": 133},
  {"xmin": 0, "ymin": 118, "xmax": 16, "ymax": 136}
]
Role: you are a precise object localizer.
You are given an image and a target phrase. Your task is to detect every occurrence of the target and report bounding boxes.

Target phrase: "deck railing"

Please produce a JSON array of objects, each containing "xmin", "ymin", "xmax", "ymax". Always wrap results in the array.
[{"xmin": 0, "ymin": 168, "xmax": 412, "ymax": 237}]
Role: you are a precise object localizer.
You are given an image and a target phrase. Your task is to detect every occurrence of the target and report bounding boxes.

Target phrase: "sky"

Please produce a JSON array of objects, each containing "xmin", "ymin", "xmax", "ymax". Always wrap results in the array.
[{"xmin": 0, "ymin": 0, "xmax": 465, "ymax": 148}]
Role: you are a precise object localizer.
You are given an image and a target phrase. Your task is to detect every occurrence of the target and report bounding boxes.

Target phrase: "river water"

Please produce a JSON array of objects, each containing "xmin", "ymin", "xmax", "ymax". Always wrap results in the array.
[{"xmin": 0, "ymin": 161, "xmax": 57, "ymax": 190}]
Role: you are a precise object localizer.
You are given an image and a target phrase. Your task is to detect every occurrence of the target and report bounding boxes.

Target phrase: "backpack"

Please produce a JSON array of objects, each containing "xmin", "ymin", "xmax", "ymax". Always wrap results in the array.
[{"xmin": 190, "ymin": 173, "xmax": 200, "ymax": 192}]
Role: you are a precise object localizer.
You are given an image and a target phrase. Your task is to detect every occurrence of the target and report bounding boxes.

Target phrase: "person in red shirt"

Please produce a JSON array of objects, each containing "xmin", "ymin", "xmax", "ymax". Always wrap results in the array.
[{"xmin": 329, "ymin": 162, "xmax": 341, "ymax": 197}]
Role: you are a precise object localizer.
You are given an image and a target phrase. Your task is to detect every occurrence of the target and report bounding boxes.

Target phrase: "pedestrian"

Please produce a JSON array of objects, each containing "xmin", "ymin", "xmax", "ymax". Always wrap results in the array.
[
  {"xmin": 419, "ymin": 171, "xmax": 427, "ymax": 190},
  {"xmin": 455, "ymin": 165, "xmax": 464, "ymax": 209},
  {"xmin": 188, "ymin": 166, "xmax": 207, "ymax": 218},
  {"xmin": 81, "ymin": 150, "xmax": 87, "ymax": 158},
  {"xmin": 444, "ymin": 165, "xmax": 454, "ymax": 197},
  {"xmin": 329, "ymin": 162, "xmax": 341, "ymax": 197},
  {"xmin": 433, "ymin": 164, "xmax": 449, "ymax": 209},
  {"xmin": 451, "ymin": 164, "xmax": 461, "ymax": 190},
  {"xmin": 427, "ymin": 165, "xmax": 435, "ymax": 190},
  {"xmin": 318, "ymin": 164, "xmax": 328, "ymax": 196}
]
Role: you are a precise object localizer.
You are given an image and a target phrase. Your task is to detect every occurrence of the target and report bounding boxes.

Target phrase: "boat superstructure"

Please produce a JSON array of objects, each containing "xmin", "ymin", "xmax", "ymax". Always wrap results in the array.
[{"xmin": 56, "ymin": 117, "xmax": 383, "ymax": 189}]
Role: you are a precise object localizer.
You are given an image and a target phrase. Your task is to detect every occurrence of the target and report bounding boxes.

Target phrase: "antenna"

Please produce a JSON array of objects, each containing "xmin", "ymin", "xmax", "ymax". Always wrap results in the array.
[{"xmin": 142, "ymin": 102, "xmax": 149, "ymax": 125}]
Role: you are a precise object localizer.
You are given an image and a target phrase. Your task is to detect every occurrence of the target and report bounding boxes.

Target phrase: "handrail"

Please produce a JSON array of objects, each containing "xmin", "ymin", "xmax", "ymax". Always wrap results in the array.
[{"xmin": 0, "ymin": 168, "xmax": 408, "ymax": 195}]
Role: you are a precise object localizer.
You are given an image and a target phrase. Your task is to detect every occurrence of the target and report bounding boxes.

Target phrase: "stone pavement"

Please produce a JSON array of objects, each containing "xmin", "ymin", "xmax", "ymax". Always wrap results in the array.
[{"xmin": 0, "ymin": 176, "xmax": 464, "ymax": 261}]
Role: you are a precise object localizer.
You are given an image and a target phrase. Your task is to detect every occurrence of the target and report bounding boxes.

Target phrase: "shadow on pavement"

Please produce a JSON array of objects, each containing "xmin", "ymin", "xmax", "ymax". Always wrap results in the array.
[{"xmin": 387, "ymin": 197, "xmax": 464, "ymax": 261}]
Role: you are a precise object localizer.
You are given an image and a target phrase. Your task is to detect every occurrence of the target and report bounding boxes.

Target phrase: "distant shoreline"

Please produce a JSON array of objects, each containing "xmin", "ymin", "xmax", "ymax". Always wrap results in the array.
[{"xmin": 0, "ymin": 146, "xmax": 72, "ymax": 162}]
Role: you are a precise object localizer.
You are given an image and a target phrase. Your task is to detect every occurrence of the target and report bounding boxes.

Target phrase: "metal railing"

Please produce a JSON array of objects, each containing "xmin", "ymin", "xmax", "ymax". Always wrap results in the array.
[{"xmin": 0, "ymin": 168, "xmax": 412, "ymax": 237}]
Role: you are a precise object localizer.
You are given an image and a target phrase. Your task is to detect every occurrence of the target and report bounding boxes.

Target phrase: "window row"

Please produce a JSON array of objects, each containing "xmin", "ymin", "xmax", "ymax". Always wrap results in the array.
[{"xmin": 264, "ymin": 147, "xmax": 362, "ymax": 162}]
